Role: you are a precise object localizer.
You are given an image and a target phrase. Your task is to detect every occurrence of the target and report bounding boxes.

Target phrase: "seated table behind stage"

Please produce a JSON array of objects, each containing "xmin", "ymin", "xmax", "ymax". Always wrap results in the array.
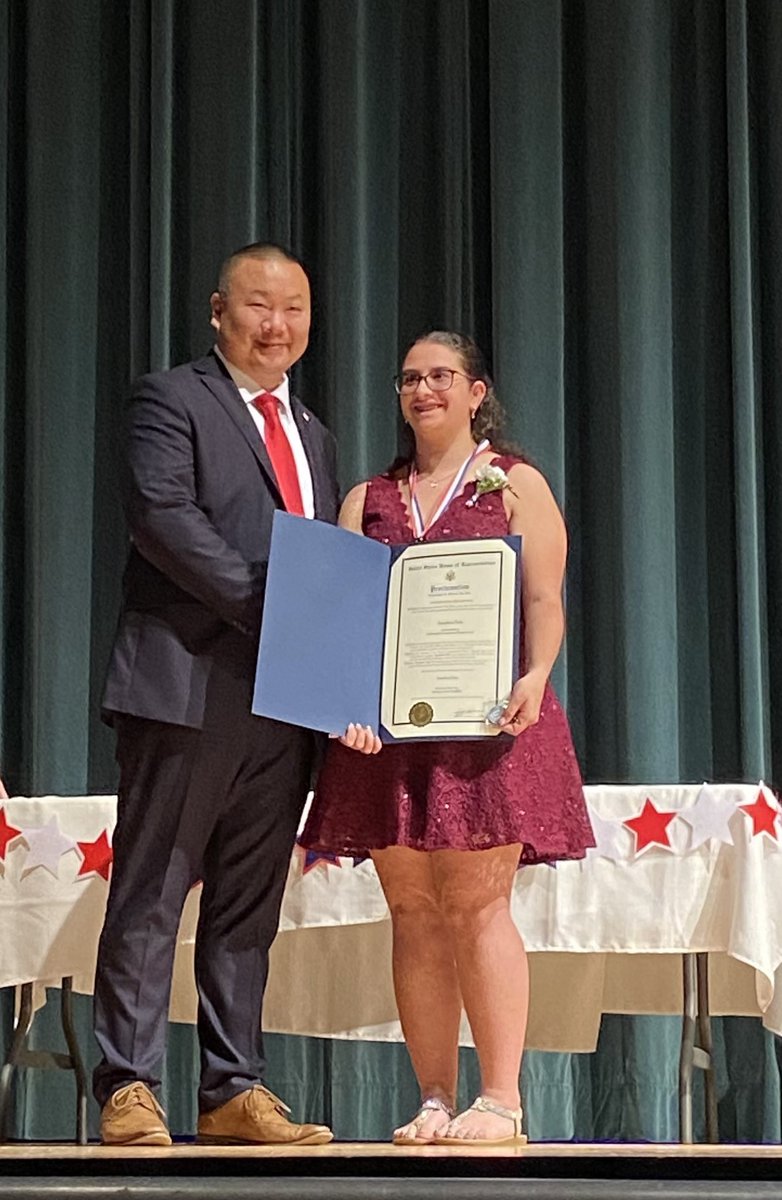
[{"xmin": 0, "ymin": 784, "xmax": 781, "ymax": 1050}]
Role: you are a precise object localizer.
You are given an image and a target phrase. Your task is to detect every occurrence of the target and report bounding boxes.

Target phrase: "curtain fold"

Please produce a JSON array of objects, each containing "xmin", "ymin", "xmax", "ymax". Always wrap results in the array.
[
  {"xmin": 2, "ymin": 0, "xmax": 781, "ymax": 1144},
  {"xmin": 725, "ymin": 0, "xmax": 771, "ymax": 781}
]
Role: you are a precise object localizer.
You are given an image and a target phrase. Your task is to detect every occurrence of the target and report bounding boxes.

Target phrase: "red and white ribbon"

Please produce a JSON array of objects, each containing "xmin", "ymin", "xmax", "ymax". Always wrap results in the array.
[{"xmin": 408, "ymin": 439, "xmax": 490, "ymax": 540}]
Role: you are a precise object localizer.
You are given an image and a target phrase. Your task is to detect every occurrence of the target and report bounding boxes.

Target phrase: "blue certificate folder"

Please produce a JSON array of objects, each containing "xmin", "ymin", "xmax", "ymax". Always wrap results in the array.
[{"xmin": 252, "ymin": 510, "xmax": 520, "ymax": 741}]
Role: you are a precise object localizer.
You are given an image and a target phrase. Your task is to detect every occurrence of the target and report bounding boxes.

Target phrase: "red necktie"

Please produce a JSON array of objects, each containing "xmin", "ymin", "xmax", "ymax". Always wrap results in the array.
[{"xmin": 252, "ymin": 392, "xmax": 305, "ymax": 517}]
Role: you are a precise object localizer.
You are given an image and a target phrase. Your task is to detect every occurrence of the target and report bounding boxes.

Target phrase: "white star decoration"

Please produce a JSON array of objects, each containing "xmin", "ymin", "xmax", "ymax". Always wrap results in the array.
[
  {"xmin": 21, "ymin": 816, "xmax": 76, "ymax": 877},
  {"xmin": 679, "ymin": 785, "xmax": 737, "ymax": 851},
  {"xmin": 585, "ymin": 804, "xmax": 628, "ymax": 861}
]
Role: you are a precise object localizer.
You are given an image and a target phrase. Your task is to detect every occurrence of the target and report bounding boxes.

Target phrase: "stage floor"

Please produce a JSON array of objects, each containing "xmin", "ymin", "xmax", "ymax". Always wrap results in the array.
[
  {"xmin": 2, "ymin": 1140, "xmax": 782, "ymax": 1199},
  {"xmin": 2, "ymin": 1140, "xmax": 782, "ymax": 1159}
]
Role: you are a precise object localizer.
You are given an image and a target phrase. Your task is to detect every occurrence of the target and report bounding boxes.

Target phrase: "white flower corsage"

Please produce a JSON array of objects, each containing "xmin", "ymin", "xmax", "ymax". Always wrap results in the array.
[{"xmin": 466, "ymin": 464, "xmax": 516, "ymax": 507}]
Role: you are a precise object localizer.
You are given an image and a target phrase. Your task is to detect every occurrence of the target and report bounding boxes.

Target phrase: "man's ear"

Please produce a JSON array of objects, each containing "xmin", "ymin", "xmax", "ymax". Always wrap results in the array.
[{"xmin": 209, "ymin": 291, "xmax": 223, "ymax": 332}]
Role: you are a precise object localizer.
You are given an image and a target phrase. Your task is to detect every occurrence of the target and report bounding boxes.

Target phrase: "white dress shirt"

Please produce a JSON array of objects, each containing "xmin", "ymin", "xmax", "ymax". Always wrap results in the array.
[{"xmin": 214, "ymin": 346, "xmax": 315, "ymax": 519}]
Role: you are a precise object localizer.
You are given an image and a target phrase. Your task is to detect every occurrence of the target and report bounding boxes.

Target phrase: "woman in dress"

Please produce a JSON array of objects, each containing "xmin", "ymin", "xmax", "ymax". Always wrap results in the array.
[{"xmin": 301, "ymin": 331, "xmax": 593, "ymax": 1146}]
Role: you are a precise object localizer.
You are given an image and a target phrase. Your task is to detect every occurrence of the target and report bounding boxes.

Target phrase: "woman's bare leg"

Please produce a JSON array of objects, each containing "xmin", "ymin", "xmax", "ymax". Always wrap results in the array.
[
  {"xmin": 371, "ymin": 846, "xmax": 462, "ymax": 1139},
  {"xmin": 432, "ymin": 844, "xmax": 528, "ymax": 1139}
]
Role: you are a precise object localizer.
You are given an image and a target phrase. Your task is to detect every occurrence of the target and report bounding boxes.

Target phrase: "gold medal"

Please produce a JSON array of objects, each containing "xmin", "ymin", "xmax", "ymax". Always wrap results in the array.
[{"xmin": 409, "ymin": 701, "xmax": 434, "ymax": 727}]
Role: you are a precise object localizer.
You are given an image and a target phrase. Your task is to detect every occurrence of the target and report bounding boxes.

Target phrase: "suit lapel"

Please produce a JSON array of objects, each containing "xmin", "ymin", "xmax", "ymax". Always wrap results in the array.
[
  {"xmin": 193, "ymin": 354, "xmax": 331, "ymax": 518},
  {"xmin": 291, "ymin": 395, "xmax": 328, "ymax": 519},
  {"xmin": 193, "ymin": 354, "xmax": 283, "ymax": 501}
]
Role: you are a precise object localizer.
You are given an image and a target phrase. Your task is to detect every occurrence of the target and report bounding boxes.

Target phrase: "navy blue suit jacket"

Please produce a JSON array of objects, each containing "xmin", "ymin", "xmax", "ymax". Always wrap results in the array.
[{"xmin": 102, "ymin": 351, "xmax": 340, "ymax": 729}]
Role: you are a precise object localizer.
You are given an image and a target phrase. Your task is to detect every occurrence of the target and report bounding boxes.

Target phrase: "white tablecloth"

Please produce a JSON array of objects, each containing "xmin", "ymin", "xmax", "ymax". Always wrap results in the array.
[{"xmin": 1, "ymin": 784, "xmax": 780, "ymax": 1052}]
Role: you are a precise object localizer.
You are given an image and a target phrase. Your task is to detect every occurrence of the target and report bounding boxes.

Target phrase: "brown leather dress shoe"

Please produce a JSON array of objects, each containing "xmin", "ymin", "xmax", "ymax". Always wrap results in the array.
[
  {"xmin": 100, "ymin": 1081, "xmax": 172, "ymax": 1146},
  {"xmin": 196, "ymin": 1085, "xmax": 333, "ymax": 1146}
]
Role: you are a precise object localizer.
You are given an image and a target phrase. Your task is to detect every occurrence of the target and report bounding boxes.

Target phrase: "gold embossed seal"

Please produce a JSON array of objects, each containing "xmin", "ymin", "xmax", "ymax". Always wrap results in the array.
[{"xmin": 409, "ymin": 701, "xmax": 434, "ymax": 727}]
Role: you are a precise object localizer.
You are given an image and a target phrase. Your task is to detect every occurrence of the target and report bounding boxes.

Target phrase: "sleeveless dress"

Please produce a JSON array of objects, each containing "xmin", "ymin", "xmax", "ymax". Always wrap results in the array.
[{"xmin": 301, "ymin": 456, "xmax": 595, "ymax": 866}]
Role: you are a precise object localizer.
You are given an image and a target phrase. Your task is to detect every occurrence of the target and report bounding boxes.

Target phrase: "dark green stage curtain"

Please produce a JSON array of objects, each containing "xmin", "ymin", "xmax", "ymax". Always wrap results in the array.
[{"xmin": 1, "ymin": 0, "xmax": 781, "ymax": 1142}]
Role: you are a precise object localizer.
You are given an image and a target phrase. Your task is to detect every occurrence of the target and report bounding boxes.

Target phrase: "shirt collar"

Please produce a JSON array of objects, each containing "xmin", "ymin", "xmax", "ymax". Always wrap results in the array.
[{"xmin": 214, "ymin": 345, "xmax": 292, "ymax": 413}]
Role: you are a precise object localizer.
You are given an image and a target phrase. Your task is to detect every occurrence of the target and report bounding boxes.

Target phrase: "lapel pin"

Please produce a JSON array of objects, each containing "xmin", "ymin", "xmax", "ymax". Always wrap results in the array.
[{"xmin": 302, "ymin": 411, "xmax": 311, "ymax": 422}]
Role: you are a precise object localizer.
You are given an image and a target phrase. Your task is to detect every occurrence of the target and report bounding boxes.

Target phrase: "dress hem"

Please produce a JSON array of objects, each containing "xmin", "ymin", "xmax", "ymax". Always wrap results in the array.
[{"xmin": 298, "ymin": 836, "xmax": 592, "ymax": 866}]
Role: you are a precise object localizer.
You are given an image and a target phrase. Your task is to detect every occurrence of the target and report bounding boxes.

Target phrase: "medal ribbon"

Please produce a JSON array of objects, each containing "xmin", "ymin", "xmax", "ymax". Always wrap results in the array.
[{"xmin": 409, "ymin": 438, "xmax": 490, "ymax": 540}]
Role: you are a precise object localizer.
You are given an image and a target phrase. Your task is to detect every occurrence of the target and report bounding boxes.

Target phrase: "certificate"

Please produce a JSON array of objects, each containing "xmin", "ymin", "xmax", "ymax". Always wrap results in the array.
[
  {"xmin": 381, "ymin": 540, "xmax": 519, "ymax": 738},
  {"xmin": 252, "ymin": 512, "xmax": 520, "ymax": 741}
]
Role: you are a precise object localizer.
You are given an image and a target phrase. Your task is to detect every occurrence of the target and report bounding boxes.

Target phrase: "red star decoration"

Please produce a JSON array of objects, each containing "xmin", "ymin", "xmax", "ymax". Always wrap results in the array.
[
  {"xmin": 739, "ymin": 790, "xmax": 780, "ymax": 840},
  {"xmin": 299, "ymin": 846, "xmax": 342, "ymax": 875},
  {"xmin": 623, "ymin": 797, "xmax": 677, "ymax": 854},
  {"xmin": 76, "ymin": 829, "xmax": 113, "ymax": 880},
  {"xmin": 0, "ymin": 807, "xmax": 22, "ymax": 860}
]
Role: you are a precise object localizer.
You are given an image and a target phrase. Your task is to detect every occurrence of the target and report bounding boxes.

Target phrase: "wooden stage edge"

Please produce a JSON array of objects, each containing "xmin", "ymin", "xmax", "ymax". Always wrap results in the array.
[
  {"xmin": 2, "ymin": 1140, "xmax": 782, "ymax": 1159},
  {"xmin": 2, "ymin": 1140, "xmax": 782, "ymax": 1200}
]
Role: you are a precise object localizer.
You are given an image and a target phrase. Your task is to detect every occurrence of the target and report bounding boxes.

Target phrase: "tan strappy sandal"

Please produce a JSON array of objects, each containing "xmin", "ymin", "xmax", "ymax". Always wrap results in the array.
[
  {"xmin": 432, "ymin": 1094, "xmax": 527, "ymax": 1146},
  {"xmin": 392, "ymin": 1096, "xmax": 456, "ymax": 1146}
]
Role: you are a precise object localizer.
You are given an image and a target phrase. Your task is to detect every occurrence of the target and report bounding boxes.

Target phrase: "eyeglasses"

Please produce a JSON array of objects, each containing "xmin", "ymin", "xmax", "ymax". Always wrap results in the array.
[{"xmin": 393, "ymin": 368, "xmax": 475, "ymax": 394}]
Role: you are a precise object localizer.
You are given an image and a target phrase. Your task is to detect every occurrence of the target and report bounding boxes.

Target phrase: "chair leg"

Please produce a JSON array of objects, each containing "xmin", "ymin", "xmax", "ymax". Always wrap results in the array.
[
  {"xmin": 0, "ymin": 984, "xmax": 35, "ymax": 1142},
  {"xmin": 696, "ymin": 952, "xmax": 719, "ymax": 1143},
  {"xmin": 678, "ymin": 953, "xmax": 697, "ymax": 1143},
  {"xmin": 60, "ymin": 978, "xmax": 89, "ymax": 1145},
  {"xmin": 1, "ymin": 982, "xmax": 90, "ymax": 1145}
]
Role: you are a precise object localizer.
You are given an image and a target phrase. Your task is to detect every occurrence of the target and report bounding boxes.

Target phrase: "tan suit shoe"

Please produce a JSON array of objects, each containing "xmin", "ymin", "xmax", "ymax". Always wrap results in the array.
[
  {"xmin": 196, "ymin": 1085, "xmax": 333, "ymax": 1146},
  {"xmin": 100, "ymin": 1081, "xmax": 172, "ymax": 1146}
]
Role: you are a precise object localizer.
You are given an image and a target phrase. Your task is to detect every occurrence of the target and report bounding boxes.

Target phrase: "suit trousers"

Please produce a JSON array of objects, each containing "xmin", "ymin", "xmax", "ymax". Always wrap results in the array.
[{"xmin": 92, "ymin": 707, "xmax": 314, "ymax": 1112}]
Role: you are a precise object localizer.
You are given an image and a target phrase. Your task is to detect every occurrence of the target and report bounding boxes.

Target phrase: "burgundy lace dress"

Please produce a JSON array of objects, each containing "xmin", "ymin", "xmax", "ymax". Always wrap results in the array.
[{"xmin": 301, "ymin": 456, "xmax": 595, "ymax": 865}]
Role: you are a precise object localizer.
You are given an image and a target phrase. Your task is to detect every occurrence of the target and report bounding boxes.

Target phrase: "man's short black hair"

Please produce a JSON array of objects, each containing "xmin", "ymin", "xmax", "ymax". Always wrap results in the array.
[{"xmin": 216, "ymin": 242, "xmax": 306, "ymax": 295}]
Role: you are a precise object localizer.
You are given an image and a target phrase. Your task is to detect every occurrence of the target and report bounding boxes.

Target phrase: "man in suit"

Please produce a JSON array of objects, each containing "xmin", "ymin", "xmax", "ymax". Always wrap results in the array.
[{"xmin": 94, "ymin": 243, "xmax": 339, "ymax": 1146}]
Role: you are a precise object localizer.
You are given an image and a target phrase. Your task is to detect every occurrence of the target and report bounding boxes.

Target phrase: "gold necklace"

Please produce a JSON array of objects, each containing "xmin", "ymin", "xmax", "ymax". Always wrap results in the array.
[{"xmin": 413, "ymin": 464, "xmax": 462, "ymax": 489}]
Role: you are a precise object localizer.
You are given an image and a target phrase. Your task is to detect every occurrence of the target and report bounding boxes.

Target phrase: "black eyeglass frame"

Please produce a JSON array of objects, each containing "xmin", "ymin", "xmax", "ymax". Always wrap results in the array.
[{"xmin": 393, "ymin": 368, "xmax": 476, "ymax": 394}]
